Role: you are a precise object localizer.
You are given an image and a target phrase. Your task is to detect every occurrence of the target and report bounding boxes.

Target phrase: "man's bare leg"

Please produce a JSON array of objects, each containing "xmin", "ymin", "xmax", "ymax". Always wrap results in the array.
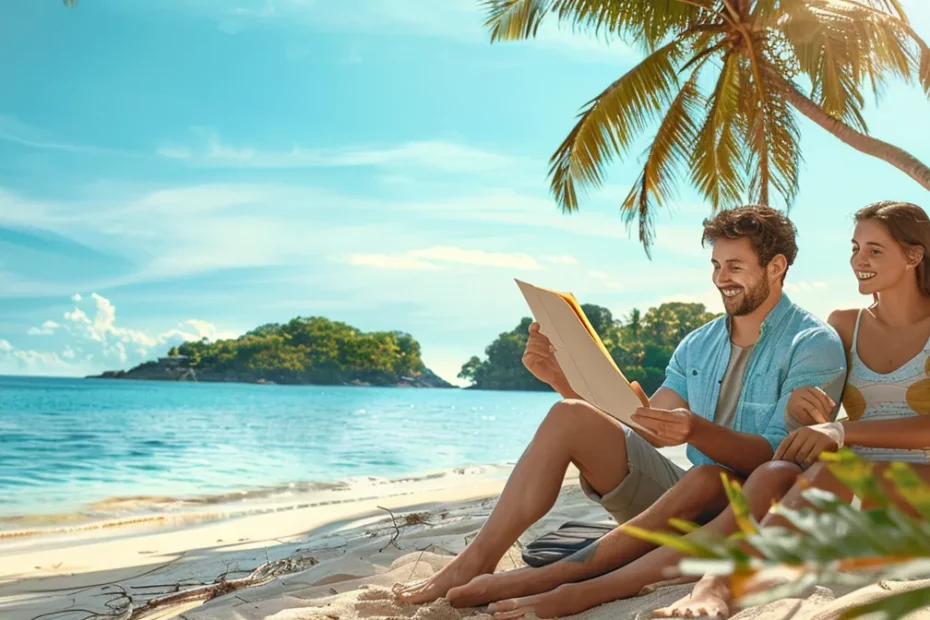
[
  {"xmin": 394, "ymin": 399, "xmax": 636, "ymax": 604},
  {"xmin": 487, "ymin": 461, "xmax": 803, "ymax": 619},
  {"xmin": 446, "ymin": 464, "xmax": 734, "ymax": 608},
  {"xmin": 654, "ymin": 460, "xmax": 930, "ymax": 619}
]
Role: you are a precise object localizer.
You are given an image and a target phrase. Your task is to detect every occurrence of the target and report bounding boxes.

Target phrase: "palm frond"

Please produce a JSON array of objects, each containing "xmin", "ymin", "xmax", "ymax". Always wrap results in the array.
[
  {"xmin": 484, "ymin": 0, "xmax": 715, "ymax": 51},
  {"xmin": 743, "ymin": 56, "xmax": 801, "ymax": 208},
  {"xmin": 783, "ymin": 0, "xmax": 930, "ymax": 104},
  {"xmin": 778, "ymin": 2, "xmax": 872, "ymax": 130},
  {"xmin": 483, "ymin": 0, "xmax": 554, "ymax": 42},
  {"xmin": 691, "ymin": 50, "xmax": 746, "ymax": 210},
  {"xmin": 556, "ymin": 0, "xmax": 714, "ymax": 50},
  {"xmin": 826, "ymin": 0, "xmax": 930, "ymax": 95},
  {"xmin": 622, "ymin": 64, "xmax": 706, "ymax": 255},
  {"xmin": 548, "ymin": 38, "xmax": 688, "ymax": 213}
]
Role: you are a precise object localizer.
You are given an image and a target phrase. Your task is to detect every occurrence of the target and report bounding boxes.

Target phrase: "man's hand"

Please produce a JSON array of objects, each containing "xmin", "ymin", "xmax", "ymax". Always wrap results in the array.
[
  {"xmin": 787, "ymin": 386, "xmax": 835, "ymax": 425},
  {"xmin": 522, "ymin": 322, "xmax": 565, "ymax": 387},
  {"xmin": 774, "ymin": 424, "xmax": 843, "ymax": 468},
  {"xmin": 630, "ymin": 407, "xmax": 700, "ymax": 446}
]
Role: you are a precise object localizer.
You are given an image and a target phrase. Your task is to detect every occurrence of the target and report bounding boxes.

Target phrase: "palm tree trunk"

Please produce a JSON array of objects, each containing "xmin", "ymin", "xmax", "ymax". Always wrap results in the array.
[{"xmin": 767, "ymin": 69, "xmax": 930, "ymax": 192}]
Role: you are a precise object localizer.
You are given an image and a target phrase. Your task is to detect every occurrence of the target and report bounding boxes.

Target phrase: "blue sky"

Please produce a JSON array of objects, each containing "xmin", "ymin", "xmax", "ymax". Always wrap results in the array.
[{"xmin": 1, "ymin": 0, "xmax": 930, "ymax": 384}]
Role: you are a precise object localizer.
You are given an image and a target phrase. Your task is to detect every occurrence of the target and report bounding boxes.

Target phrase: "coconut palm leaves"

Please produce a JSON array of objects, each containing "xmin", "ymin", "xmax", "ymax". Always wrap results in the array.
[{"xmin": 483, "ymin": 0, "xmax": 930, "ymax": 254}]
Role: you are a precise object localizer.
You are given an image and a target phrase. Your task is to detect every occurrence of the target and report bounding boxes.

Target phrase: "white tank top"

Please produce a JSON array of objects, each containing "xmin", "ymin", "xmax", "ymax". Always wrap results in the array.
[{"xmin": 843, "ymin": 309, "xmax": 930, "ymax": 463}]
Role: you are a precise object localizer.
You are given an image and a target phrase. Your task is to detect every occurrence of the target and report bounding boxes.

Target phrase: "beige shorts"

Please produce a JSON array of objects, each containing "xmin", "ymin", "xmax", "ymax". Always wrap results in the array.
[{"xmin": 579, "ymin": 425, "xmax": 687, "ymax": 524}]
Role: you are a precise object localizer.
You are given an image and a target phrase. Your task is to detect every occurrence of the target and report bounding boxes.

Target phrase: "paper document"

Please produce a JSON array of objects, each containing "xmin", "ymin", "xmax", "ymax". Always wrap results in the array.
[{"xmin": 515, "ymin": 279, "xmax": 648, "ymax": 429}]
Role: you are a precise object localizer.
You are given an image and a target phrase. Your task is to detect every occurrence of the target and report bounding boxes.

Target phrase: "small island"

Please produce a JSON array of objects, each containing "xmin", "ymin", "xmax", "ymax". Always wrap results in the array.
[{"xmin": 89, "ymin": 316, "xmax": 453, "ymax": 388}]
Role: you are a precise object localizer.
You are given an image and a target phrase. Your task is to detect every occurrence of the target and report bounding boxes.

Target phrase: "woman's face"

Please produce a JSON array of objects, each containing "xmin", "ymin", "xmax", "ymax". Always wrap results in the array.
[{"xmin": 850, "ymin": 219, "xmax": 912, "ymax": 296}]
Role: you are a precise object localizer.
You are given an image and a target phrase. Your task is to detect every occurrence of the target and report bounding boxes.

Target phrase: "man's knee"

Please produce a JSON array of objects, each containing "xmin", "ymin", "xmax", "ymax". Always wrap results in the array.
[
  {"xmin": 681, "ymin": 464, "xmax": 733, "ymax": 494},
  {"xmin": 545, "ymin": 399, "xmax": 628, "ymax": 436},
  {"xmin": 747, "ymin": 460, "xmax": 803, "ymax": 491}
]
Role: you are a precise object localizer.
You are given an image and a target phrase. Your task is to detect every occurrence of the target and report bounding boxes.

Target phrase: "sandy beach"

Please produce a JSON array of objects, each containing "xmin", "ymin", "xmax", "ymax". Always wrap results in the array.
[{"xmin": 4, "ymin": 456, "xmax": 930, "ymax": 620}]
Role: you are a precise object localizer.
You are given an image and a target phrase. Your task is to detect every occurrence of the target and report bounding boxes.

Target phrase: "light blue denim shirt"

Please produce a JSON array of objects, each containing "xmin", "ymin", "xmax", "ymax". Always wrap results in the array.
[{"xmin": 661, "ymin": 294, "xmax": 847, "ymax": 468}]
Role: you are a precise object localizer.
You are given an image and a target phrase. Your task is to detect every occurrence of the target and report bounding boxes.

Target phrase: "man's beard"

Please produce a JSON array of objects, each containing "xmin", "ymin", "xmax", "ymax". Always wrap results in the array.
[{"xmin": 723, "ymin": 276, "xmax": 770, "ymax": 317}]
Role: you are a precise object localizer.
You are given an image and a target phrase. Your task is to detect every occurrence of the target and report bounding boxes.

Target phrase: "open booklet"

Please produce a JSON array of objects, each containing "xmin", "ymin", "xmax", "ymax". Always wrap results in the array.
[{"xmin": 516, "ymin": 279, "xmax": 648, "ymax": 430}]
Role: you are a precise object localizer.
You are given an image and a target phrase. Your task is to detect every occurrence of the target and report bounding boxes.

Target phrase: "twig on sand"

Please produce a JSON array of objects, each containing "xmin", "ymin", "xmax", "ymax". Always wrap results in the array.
[
  {"xmin": 377, "ymin": 506, "xmax": 402, "ymax": 552},
  {"xmin": 402, "ymin": 549, "xmax": 429, "ymax": 588},
  {"xmin": 32, "ymin": 556, "xmax": 320, "ymax": 620}
]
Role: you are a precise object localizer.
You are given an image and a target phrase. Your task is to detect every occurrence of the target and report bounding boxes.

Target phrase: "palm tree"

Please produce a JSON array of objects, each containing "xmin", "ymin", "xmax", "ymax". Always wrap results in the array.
[{"xmin": 484, "ymin": 0, "xmax": 930, "ymax": 254}]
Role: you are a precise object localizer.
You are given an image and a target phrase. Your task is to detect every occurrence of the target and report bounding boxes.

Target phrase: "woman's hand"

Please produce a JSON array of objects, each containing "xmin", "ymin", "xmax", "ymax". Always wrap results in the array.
[
  {"xmin": 787, "ymin": 386, "xmax": 835, "ymax": 426},
  {"xmin": 775, "ymin": 423, "xmax": 845, "ymax": 469}
]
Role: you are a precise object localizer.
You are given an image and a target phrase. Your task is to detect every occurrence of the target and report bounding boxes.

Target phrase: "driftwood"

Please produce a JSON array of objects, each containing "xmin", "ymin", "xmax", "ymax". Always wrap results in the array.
[{"xmin": 31, "ymin": 555, "xmax": 319, "ymax": 620}]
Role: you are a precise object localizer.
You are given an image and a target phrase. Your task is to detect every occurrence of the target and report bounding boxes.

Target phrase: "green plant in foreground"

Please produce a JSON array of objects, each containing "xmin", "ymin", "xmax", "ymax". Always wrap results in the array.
[{"xmin": 623, "ymin": 449, "xmax": 930, "ymax": 619}]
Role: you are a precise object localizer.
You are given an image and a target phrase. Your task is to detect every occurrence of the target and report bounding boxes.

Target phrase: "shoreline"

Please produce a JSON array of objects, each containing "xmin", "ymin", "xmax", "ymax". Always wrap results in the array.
[
  {"xmin": 0, "ymin": 462, "xmax": 522, "ymax": 542},
  {"xmin": 0, "ymin": 463, "xmax": 548, "ymax": 620}
]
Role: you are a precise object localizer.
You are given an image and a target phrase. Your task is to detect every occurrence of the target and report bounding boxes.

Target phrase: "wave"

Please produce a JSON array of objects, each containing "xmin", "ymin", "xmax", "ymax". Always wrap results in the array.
[{"xmin": 0, "ymin": 462, "xmax": 514, "ymax": 542}]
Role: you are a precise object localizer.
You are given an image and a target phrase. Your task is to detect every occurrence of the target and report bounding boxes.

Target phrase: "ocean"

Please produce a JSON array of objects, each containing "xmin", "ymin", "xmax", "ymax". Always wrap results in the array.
[{"xmin": 0, "ymin": 376, "xmax": 687, "ymax": 535}]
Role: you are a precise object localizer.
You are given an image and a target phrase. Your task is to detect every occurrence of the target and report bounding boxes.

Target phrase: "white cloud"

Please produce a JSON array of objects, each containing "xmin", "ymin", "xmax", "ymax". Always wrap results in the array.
[
  {"xmin": 71, "ymin": 293, "xmax": 82, "ymax": 302},
  {"xmin": 586, "ymin": 269, "xmax": 625, "ymax": 291},
  {"xmin": 0, "ymin": 115, "xmax": 107, "ymax": 154},
  {"xmin": 785, "ymin": 281, "xmax": 828, "ymax": 294},
  {"xmin": 659, "ymin": 291, "xmax": 725, "ymax": 314},
  {"xmin": 0, "ymin": 294, "xmax": 242, "ymax": 376},
  {"xmin": 349, "ymin": 246, "xmax": 543, "ymax": 271},
  {"xmin": 348, "ymin": 254, "xmax": 440, "ymax": 271},
  {"xmin": 410, "ymin": 246, "xmax": 541, "ymax": 270},
  {"xmin": 0, "ymin": 179, "xmax": 701, "ymax": 301},
  {"xmin": 157, "ymin": 129, "xmax": 522, "ymax": 173},
  {"xmin": 65, "ymin": 307, "xmax": 91, "ymax": 325},
  {"xmin": 27, "ymin": 320, "xmax": 60, "ymax": 336},
  {"xmin": 545, "ymin": 255, "xmax": 579, "ymax": 265},
  {"xmin": 156, "ymin": 146, "xmax": 192, "ymax": 159}
]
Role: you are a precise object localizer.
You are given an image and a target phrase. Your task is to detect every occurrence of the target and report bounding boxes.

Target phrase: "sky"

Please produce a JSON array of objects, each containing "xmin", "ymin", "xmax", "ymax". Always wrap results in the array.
[{"xmin": 1, "ymin": 0, "xmax": 930, "ymax": 384}]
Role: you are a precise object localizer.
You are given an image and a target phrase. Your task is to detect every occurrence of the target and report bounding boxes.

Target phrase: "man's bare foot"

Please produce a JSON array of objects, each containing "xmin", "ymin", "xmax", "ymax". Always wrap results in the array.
[
  {"xmin": 393, "ymin": 552, "xmax": 497, "ymax": 605},
  {"xmin": 448, "ymin": 567, "xmax": 552, "ymax": 608},
  {"xmin": 488, "ymin": 583, "xmax": 597, "ymax": 619},
  {"xmin": 653, "ymin": 575, "xmax": 731, "ymax": 619}
]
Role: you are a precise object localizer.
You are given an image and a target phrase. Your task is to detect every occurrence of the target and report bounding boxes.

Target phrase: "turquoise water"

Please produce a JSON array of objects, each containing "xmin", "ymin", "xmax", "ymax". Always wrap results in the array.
[{"xmin": 0, "ymin": 376, "xmax": 564, "ymax": 522}]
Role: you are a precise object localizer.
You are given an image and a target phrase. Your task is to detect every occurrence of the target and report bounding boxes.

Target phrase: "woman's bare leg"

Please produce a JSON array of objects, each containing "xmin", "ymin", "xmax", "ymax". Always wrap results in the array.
[
  {"xmin": 654, "ymin": 460, "xmax": 930, "ymax": 619},
  {"xmin": 487, "ymin": 461, "xmax": 804, "ymax": 619},
  {"xmin": 447, "ymin": 464, "xmax": 734, "ymax": 608},
  {"xmin": 395, "ymin": 399, "xmax": 638, "ymax": 604}
]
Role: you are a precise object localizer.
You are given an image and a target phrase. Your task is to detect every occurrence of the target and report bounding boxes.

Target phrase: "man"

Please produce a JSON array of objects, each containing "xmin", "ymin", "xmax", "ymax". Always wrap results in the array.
[{"xmin": 395, "ymin": 205, "xmax": 846, "ymax": 612}]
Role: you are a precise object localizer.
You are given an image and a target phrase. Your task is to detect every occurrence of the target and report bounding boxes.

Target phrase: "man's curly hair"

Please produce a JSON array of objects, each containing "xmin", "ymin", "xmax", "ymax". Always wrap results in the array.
[{"xmin": 702, "ymin": 205, "xmax": 798, "ymax": 282}]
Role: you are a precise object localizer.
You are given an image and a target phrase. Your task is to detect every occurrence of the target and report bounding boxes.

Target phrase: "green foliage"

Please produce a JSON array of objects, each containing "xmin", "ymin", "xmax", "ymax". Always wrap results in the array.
[
  {"xmin": 459, "ymin": 302, "xmax": 719, "ymax": 392},
  {"xmin": 624, "ymin": 449, "xmax": 930, "ymax": 619},
  {"xmin": 174, "ymin": 317, "xmax": 428, "ymax": 385}
]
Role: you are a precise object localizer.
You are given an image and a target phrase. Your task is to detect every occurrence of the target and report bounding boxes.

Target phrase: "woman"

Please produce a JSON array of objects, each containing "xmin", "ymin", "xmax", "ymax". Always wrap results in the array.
[{"xmin": 484, "ymin": 201, "xmax": 930, "ymax": 620}]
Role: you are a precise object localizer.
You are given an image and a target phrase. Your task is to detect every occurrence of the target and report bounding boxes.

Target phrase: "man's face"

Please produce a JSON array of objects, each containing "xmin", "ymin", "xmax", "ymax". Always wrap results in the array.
[{"xmin": 711, "ymin": 237, "xmax": 771, "ymax": 316}]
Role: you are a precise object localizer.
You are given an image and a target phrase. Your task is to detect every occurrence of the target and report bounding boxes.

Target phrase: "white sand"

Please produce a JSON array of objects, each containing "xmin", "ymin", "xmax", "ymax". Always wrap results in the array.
[{"xmin": 3, "ymin": 462, "xmax": 929, "ymax": 620}]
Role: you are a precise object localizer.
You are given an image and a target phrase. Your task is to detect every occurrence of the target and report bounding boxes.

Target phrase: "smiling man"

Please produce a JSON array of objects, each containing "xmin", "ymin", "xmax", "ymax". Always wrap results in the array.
[{"xmin": 395, "ymin": 205, "xmax": 847, "ymax": 615}]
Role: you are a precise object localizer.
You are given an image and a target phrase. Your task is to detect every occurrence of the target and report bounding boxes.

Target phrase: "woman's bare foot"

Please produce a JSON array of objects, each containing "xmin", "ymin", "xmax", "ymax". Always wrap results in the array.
[
  {"xmin": 447, "ymin": 567, "xmax": 551, "ymax": 608},
  {"xmin": 393, "ymin": 551, "xmax": 497, "ymax": 605},
  {"xmin": 653, "ymin": 575, "xmax": 731, "ymax": 619},
  {"xmin": 488, "ymin": 583, "xmax": 597, "ymax": 619}
]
